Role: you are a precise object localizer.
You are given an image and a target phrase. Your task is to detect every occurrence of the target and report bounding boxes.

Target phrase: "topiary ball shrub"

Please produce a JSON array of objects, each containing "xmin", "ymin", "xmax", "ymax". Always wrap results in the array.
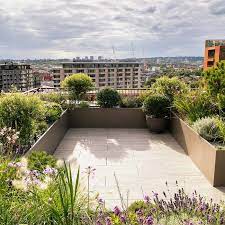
[
  {"xmin": 61, "ymin": 73, "xmax": 93, "ymax": 101},
  {"xmin": 192, "ymin": 117, "xmax": 221, "ymax": 142},
  {"xmin": 142, "ymin": 95, "xmax": 170, "ymax": 118},
  {"xmin": 27, "ymin": 151, "xmax": 57, "ymax": 172},
  {"xmin": 97, "ymin": 88, "xmax": 121, "ymax": 108}
]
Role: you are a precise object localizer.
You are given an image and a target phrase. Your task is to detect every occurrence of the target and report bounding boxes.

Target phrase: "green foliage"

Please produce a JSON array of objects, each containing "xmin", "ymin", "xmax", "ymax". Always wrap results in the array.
[
  {"xmin": 44, "ymin": 102, "xmax": 63, "ymax": 124},
  {"xmin": 203, "ymin": 61, "xmax": 225, "ymax": 96},
  {"xmin": 120, "ymin": 96, "xmax": 142, "ymax": 108},
  {"xmin": 144, "ymin": 78, "xmax": 157, "ymax": 88},
  {"xmin": 193, "ymin": 117, "xmax": 221, "ymax": 142},
  {"xmin": 97, "ymin": 88, "xmax": 121, "ymax": 108},
  {"xmin": 143, "ymin": 95, "xmax": 170, "ymax": 118},
  {"xmin": 49, "ymin": 163, "xmax": 87, "ymax": 225},
  {"xmin": 61, "ymin": 73, "xmax": 93, "ymax": 101},
  {"xmin": 39, "ymin": 92, "xmax": 68, "ymax": 108},
  {"xmin": 216, "ymin": 119, "xmax": 225, "ymax": 144},
  {"xmin": 27, "ymin": 151, "xmax": 57, "ymax": 172},
  {"xmin": 151, "ymin": 76, "xmax": 188, "ymax": 101},
  {"xmin": 0, "ymin": 93, "xmax": 45, "ymax": 146},
  {"xmin": 78, "ymin": 101, "xmax": 90, "ymax": 108},
  {"xmin": 174, "ymin": 90, "xmax": 217, "ymax": 123},
  {"xmin": 128, "ymin": 200, "xmax": 149, "ymax": 213}
]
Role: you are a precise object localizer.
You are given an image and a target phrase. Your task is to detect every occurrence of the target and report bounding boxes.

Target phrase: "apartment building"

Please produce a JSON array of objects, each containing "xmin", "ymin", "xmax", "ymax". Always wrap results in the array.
[
  {"xmin": 204, "ymin": 40, "xmax": 225, "ymax": 70},
  {"xmin": 51, "ymin": 61, "xmax": 144, "ymax": 88},
  {"xmin": 0, "ymin": 62, "xmax": 34, "ymax": 92}
]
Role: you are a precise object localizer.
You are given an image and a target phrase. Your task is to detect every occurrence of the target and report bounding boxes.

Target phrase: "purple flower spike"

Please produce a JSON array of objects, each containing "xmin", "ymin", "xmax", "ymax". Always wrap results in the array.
[
  {"xmin": 105, "ymin": 217, "xmax": 112, "ymax": 225},
  {"xmin": 120, "ymin": 215, "xmax": 126, "ymax": 223},
  {"xmin": 96, "ymin": 219, "xmax": 103, "ymax": 225},
  {"xmin": 144, "ymin": 195, "xmax": 151, "ymax": 203},
  {"xmin": 98, "ymin": 198, "xmax": 104, "ymax": 205},
  {"xmin": 145, "ymin": 215, "xmax": 154, "ymax": 225},
  {"xmin": 113, "ymin": 206, "xmax": 121, "ymax": 216}
]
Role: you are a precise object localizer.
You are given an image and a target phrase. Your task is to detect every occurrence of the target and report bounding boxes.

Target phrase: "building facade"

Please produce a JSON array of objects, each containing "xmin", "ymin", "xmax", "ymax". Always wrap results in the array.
[
  {"xmin": 204, "ymin": 40, "xmax": 225, "ymax": 70},
  {"xmin": 52, "ymin": 61, "xmax": 145, "ymax": 88},
  {"xmin": 0, "ymin": 62, "xmax": 34, "ymax": 92}
]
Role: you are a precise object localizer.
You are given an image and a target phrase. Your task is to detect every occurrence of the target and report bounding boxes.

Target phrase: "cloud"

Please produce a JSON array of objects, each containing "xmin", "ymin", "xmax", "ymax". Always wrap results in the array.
[
  {"xmin": 209, "ymin": 0, "xmax": 225, "ymax": 15},
  {"xmin": 0, "ymin": 0, "xmax": 224, "ymax": 58}
]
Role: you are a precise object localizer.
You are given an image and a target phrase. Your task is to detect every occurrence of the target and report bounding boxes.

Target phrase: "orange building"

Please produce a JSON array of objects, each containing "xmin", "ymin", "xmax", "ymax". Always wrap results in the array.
[{"xmin": 203, "ymin": 40, "xmax": 225, "ymax": 71}]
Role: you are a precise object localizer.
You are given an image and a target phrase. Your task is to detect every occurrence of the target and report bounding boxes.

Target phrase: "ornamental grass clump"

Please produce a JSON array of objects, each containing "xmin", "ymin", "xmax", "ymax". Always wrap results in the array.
[
  {"xmin": 174, "ymin": 90, "xmax": 217, "ymax": 123},
  {"xmin": 192, "ymin": 117, "xmax": 221, "ymax": 142}
]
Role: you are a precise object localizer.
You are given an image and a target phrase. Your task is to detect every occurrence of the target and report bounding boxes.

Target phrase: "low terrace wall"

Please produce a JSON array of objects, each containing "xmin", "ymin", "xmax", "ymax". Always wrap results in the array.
[
  {"xmin": 28, "ymin": 111, "xmax": 69, "ymax": 155},
  {"xmin": 67, "ymin": 108, "xmax": 147, "ymax": 128}
]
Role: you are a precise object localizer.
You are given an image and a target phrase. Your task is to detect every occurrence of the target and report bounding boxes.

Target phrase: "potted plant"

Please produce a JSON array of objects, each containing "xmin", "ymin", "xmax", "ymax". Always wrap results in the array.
[{"xmin": 142, "ymin": 95, "xmax": 170, "ymax": 133}]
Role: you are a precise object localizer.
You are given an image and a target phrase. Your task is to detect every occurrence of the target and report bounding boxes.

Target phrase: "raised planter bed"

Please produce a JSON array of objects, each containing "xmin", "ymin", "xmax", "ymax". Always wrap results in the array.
[{"xmin": 170, "ymin": 113, "xmax": 225, "ymax": 187}]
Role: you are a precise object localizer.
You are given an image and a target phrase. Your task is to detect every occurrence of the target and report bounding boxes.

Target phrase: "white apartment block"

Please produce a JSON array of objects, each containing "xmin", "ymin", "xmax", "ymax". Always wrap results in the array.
[{"xmin": 51, "ymin": 62, "xmax": 144, "ymax": 89}]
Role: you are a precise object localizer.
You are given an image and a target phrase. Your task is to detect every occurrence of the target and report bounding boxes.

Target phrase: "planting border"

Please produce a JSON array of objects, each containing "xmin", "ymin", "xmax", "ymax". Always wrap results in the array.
[{"xmin": 170, "ymin": 113, "xmax": 225, "ymax": 187}]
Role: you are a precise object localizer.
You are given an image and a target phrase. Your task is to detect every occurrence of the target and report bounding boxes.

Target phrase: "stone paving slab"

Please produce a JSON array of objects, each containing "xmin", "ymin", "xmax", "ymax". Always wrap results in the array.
[{"xmin": 54, "ymin": 128, "xmax": 225, "ymax": 207}]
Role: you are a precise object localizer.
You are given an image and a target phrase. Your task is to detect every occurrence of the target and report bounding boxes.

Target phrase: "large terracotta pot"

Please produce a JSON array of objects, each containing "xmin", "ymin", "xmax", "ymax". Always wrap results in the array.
[{"xmin": 146, "ymin": 116, "xmax": 168, "ymax": 133}]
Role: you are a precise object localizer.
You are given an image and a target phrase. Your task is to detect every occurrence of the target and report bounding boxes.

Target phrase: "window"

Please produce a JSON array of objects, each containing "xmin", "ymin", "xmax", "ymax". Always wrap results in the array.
[
  {"xmin": 64, "ymin": 69, "xmax": 72, "ymax": 73},
  {"xmin": 53, "ymin": 69, "xmax": 60, "ymax": 73},
  {"xmin": 208, "ymin": 50, "xmax": 215, "ymax": 58},
  {"xmin": 207, "ymin": 61, "xmax": 214, "ymax": 67}
]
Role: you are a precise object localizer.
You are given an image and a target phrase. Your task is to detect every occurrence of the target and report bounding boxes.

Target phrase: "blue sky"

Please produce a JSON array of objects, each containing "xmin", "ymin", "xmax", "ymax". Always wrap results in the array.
[{"xmin": 0, "ymin": 0, "xmax": 225, "ymax": 59}]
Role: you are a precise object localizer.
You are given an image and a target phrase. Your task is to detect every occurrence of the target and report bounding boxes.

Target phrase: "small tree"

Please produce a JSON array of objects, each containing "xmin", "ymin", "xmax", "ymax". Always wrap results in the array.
[
  {"xmin": 203, "ymin": 61, "xmax": 225, "ymax": 96},
  {"xmin": 61, "ymin": 73, "xmax": 93, "ymax": 101},
  {"xmin": 151, "ymin": 76, "xmax": 188, "ymax": 102}
]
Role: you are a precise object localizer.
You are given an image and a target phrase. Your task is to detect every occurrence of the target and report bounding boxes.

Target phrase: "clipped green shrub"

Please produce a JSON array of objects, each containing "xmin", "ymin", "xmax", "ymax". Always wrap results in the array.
[
  {"xmin": 120, "ymin": 96, "xmax": 142, "ymax": 108},
  {"xmin": 193, "ymin": 117, "xmax": 221, "ymax": 142},
  {"xmin": 174, "ymin": 90, "xmax": 217, "ymax": 123},
  {"xmin": 44, "ymin": 102, "xmax": 63, "ymax": 124},
  {"xmin": 142, "ymin": 95, "xmax": 170, "ymax": 118},
  {"xmin": 0, "ymin": 93, "xmax": 45, "ymax": 146},
  {"xmin": 151, "ymin": 76, "xmax": 188, "ymax": 101},
  {"xmin": 97, "ymin": 88, "xmax": 121, "ymax": 108},
  {"xmin": 27, "ymin": 151, "xmax": 57, "ymax": 172},
  {"xmin": 61, "ymin": 73, "xmax": 93, "ymax": 101}
]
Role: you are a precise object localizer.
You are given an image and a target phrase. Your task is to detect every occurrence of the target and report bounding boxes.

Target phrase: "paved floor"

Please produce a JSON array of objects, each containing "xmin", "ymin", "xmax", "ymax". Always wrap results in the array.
[{"xmin": 54, "ymin": 128, "xmax": 225, "ymax": 207}]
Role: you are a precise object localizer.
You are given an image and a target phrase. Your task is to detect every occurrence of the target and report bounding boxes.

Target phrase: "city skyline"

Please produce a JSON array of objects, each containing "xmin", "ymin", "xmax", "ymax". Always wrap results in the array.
[{"xmin": 0, "ymin": 0, "xmax": 225, "ymax": 59}]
